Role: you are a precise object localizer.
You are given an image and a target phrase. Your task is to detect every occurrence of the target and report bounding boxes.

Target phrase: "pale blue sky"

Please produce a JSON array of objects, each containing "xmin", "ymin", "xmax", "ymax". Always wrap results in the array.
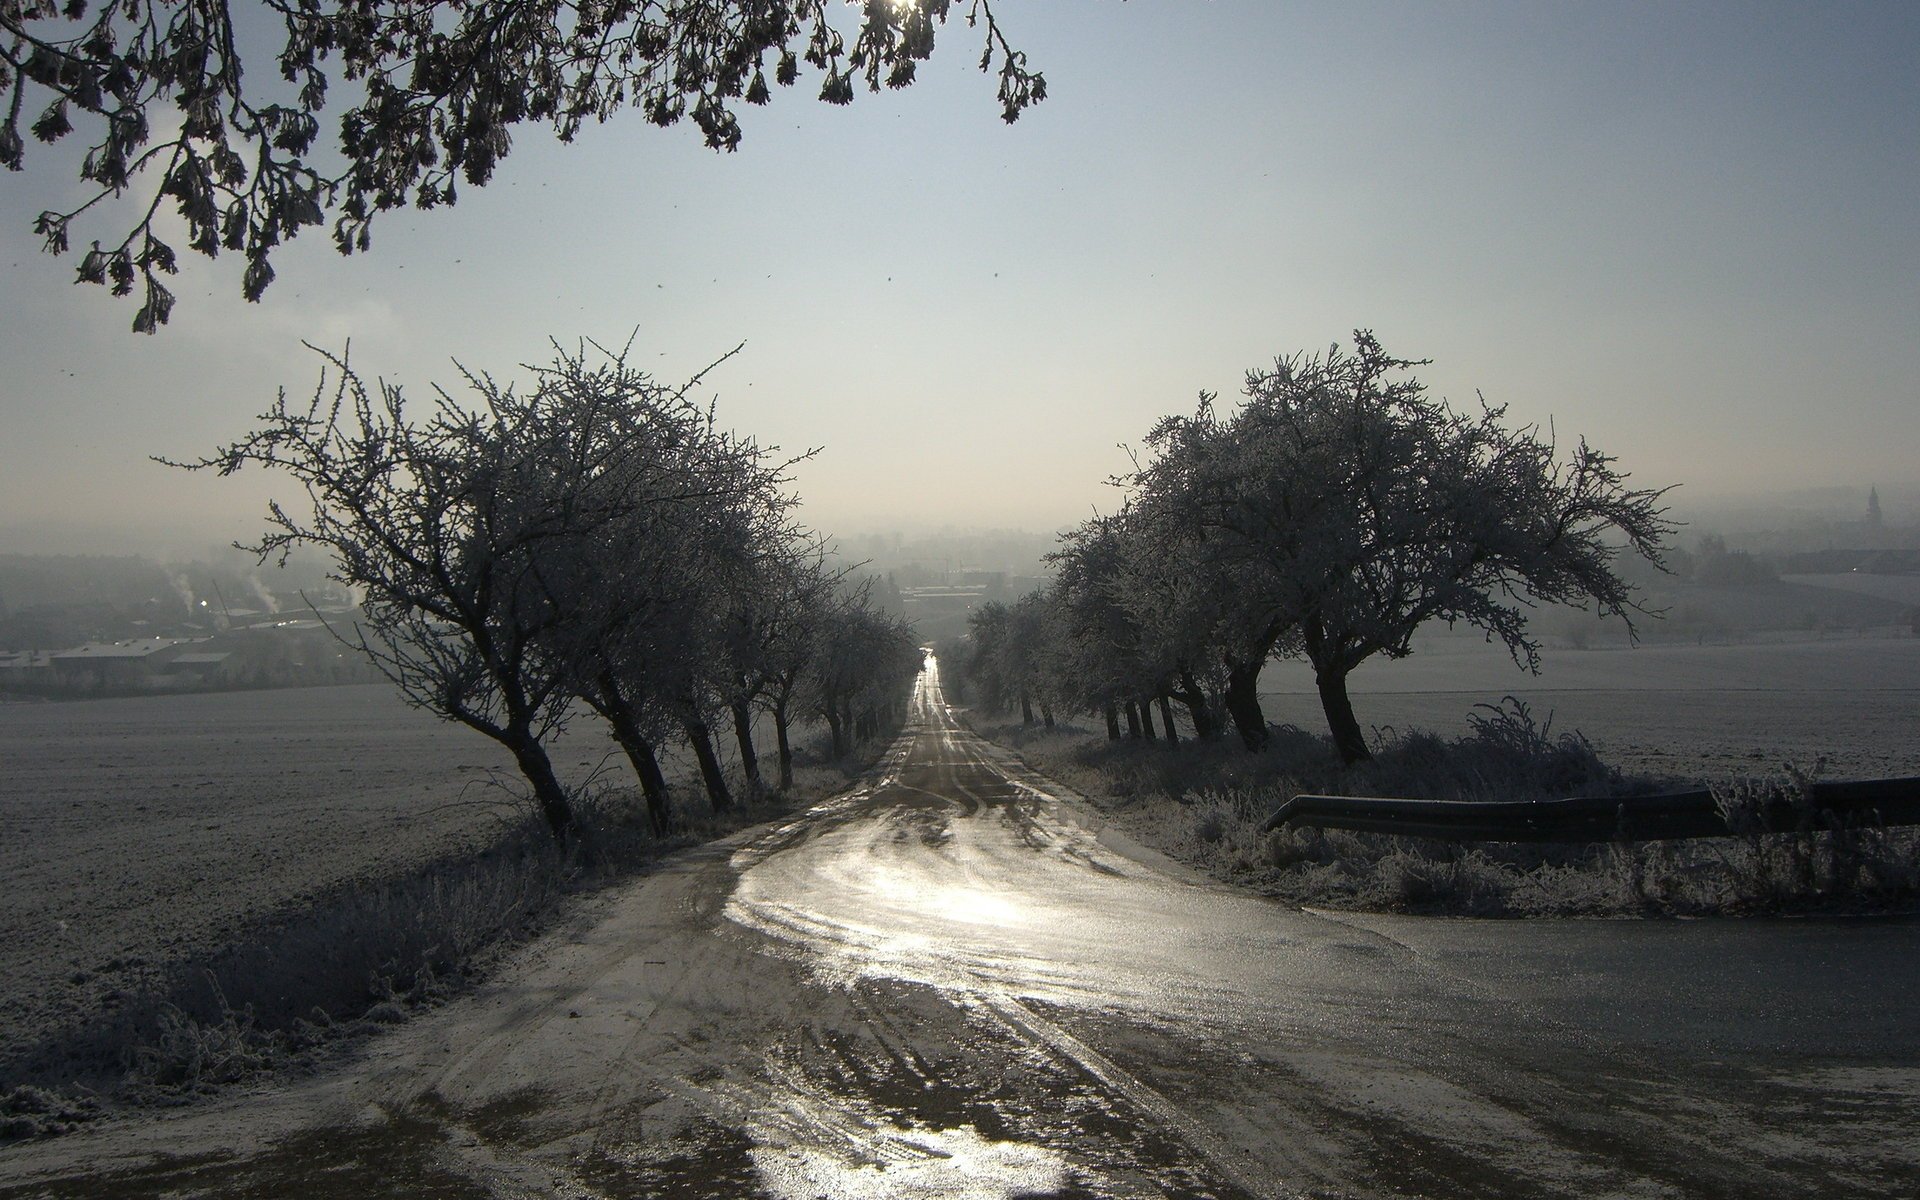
[{"xmin": 2, "ymin": 1, "xmax": 1916, "ymax": 555}]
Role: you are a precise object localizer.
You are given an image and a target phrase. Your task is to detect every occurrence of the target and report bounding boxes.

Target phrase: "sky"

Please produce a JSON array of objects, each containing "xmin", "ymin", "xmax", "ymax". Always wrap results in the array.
[{"xmin": 2, "ymin": 0, "xmax": 1917, "ymax": 558}]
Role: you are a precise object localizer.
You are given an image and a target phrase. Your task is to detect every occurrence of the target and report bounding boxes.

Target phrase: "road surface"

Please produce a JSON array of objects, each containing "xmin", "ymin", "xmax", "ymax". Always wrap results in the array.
[{"xmin": 3, "ymin": 655, "xmax": 1916, "ymax": 1198}]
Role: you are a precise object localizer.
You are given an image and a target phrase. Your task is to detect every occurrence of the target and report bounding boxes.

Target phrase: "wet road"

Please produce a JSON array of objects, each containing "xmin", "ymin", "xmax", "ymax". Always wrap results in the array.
[{"xmin": 4, "ymin": 655, "xmax": 1918, "ymax": 1198}]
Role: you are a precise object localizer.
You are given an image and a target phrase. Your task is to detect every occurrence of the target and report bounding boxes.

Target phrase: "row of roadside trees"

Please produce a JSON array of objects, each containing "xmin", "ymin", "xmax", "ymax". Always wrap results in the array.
[
  {"xmin": 178, "ymin": 340, "xmax": 922, "ymax": 842},
  {"xmin": 963, "ymin": 332, "xmax": 1675, "ymax": 765}
]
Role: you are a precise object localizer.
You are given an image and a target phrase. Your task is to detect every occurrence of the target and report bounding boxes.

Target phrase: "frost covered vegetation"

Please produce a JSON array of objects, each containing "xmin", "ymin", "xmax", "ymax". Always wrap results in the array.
[
  {"xmin": 955, "ymin": 333, "xmax": 1673, "ymax": 766},
  {"xmin": 4, "ymin": 338, "xmax": 930, "ymax": 1140},
  {"xmin": 3, "ymin": 0, "xmax": 1044, "ymax": 331},
  {"xmin": 981, "ymin": 704, "xmax": 1920, "ymax": 920},
  {"xmin": 0, "ymin": 728, "xmax": 888, "ymax": 1142},
  {"xmin": 173, "ymin": 339, "xmax": 922, "ymax": 841},
  {"xmin": 944, "ymin": 336, "xmax": 1919, "ymax": 916}
]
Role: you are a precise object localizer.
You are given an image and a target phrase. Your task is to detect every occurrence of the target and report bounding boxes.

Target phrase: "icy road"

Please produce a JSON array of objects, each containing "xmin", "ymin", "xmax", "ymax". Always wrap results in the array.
[{"xmin": 3, "ymin": 655, "xmax": 1917, "ymax": 1198}]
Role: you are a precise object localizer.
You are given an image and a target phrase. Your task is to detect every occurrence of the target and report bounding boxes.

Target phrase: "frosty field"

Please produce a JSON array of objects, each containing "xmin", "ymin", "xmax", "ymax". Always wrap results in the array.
[
  {"xmin": 1259, "ymin": 633, "xmax": 1920, "ymax": 781},
  {"xmin": 0, "ymin": 684, "xmax": 642, "ymax": 1078},
  {"xmin": 3, "ymin": 635, "xmax": 1916, "ymax": 1092}
]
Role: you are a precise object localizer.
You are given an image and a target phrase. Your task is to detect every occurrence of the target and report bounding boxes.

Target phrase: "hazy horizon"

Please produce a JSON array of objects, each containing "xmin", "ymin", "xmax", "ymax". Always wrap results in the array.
[
  {"xmin": 4, "ymin": 2, "xmax": 1917, "ymax": 560},
  {"xmin": 3, "ymin": 476, "xmax": 1915, "ymax": 566}
]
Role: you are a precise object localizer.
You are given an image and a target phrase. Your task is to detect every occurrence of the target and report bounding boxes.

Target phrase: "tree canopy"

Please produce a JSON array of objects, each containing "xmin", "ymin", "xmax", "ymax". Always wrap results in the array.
[
  {"xmin": 172, "ymin": 335, "xmax": 922, "ymax": 839},
  {"xmin": 958, "ymin": 332, "xmax": 1674, "ymax": 766},
  {"xmin": 3, "ymin": 0, "xmax": 1042, "ymax": 331}
]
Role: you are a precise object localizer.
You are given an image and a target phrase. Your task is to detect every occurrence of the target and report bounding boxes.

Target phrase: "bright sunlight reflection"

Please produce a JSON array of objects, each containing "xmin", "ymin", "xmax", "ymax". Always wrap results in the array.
[
  {"xmin": 865, "ymin": 861, "xmax": 1028, "ymax": 928},
  {"xmin": 756, "ymin": 1125, "xmax": 1070, "ymax": 1200},
  {"xmin": 931, "ymin": 884, "xmax": 1025, "ymax": 927}
]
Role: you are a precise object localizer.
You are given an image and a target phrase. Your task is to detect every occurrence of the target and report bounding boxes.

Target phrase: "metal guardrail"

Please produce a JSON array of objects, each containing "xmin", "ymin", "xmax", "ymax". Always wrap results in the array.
[{"xmin": 1261, "ymin": 777, "xmax": 1920, "ymax": 843}]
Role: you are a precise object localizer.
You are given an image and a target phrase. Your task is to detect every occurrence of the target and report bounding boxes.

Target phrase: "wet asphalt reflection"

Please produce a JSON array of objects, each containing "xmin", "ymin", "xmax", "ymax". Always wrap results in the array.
[{"xmin": 724, "ymin": 657, "xmax": 1920, "ymax": 1199}]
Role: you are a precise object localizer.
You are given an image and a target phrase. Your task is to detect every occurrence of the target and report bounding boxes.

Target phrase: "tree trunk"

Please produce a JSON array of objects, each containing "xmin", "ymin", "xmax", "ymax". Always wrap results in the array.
[
  {"xmin": 1041, "ymin": 704, "xmax": 1054, "ymax": 730},
  {"xmin": 1316, "ymin": 664, "xmax": 1371, "ymax": 765},
  {"xmin": 730, "ymin": 699, "xmax": 761, "ymax": 790},
  {"xmin": 1175, "ymin": 669, "xmax": 1217, "ymax": 739},
  {"xmin": 1157, "ymin": 694, "xmax": 1180, "ymax": 747},
  {"xmin": 507, "ymin": 730, "xmax": 574, "ymax": 841},
  {"xmin": 1123, "ymin": 700, "xmax": 1142, "ymax": 739},
  {"xmin": 682, "ymin": 717, "xmax": 733, "ymax": 812},
  {"xmin": 606, "ymin": 714, "xmax": 673, "ymax": 834},
  {"xmin": 1139, "ymin": 698, "xmax": 1158, "ymax": 740},
  {"xmin": 774, "ymin": 699, "xmax": 795, "ymax": 790},
  {"xmin": 626, "ymin": 735, "xmax": 674, "ymax": 836},
  {"xmin": 1103, "ymin": 703, "xmax": 1121, "ymax": 741},
  {"xmin": 1223, "ymin": 658, "xmax": 1270, "ymax": 752},
  {"xmin": 583, "ymin": 676, "xmax": 672, "ymax": 834},
  {"xmin": 824, "ymin": 706, "xmax": 847, "ymax": 758},
  {"xmin": 1020, "ymin": 692, "xmax": 1035, "ymax": 725}
]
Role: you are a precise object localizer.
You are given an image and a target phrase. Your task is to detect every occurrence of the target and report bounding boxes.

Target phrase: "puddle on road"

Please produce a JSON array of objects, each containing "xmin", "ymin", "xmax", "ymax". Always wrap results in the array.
[
  {"xmin": 709, "ymin": 990, "xmax": 1250, "ymax": 1200},
  {"xmin": 750, "ymin": 1104, "xmax": 1078, "ymax": 1200}
]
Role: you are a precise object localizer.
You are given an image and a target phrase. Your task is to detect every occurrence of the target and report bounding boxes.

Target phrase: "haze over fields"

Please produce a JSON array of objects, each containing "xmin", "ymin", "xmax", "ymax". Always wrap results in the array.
[{"xmin": 1, "ymin": 2, "xmax": 1917, "ymax": 557}]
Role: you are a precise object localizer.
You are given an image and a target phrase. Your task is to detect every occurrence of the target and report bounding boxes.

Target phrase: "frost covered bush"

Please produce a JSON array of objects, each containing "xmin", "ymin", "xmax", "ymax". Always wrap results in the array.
[{"xmin": 994, "ymin": 710, "xmax": 1920, "ymax": 918}]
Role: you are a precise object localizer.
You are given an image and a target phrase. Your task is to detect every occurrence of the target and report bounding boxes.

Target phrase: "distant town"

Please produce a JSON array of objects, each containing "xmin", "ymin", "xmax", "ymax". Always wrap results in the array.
[
  {"xmin": 4, "ymin": 496, "xmax": 1916, "ymax": 699},
  {"xmin": 0, "ymin": 548, "xmax": 378, "ymax": 697}
]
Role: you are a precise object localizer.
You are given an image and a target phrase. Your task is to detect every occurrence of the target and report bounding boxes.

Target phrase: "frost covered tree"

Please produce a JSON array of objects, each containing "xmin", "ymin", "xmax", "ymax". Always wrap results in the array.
[
  {"xmin": 1045, "ymin": 518, "xmax": 1156, "ymax": 739},
  {"xmin": 177, "ymin": 334, "xmax": 920, "ymax": 835},
  {"xmin": 499, "ymin": 340, "xmax": 800, "ymax": 832},
  {"xmin": 171, "ymin": 343, "xmax": 672, "ymax": 839},
  {"xmin": 717, "ymin": 537, "xmax": 841, "ymax": 792},
  {"xmin": 1118, "ymin": 405, "xmax": 1303, "ymax": 751},
  {"xmin": 963, "ymin": 594, "xmax": 1052, "ymax": 726},
  {"xmin": 3, "ymin": 0, "xmax": 1043, "ymax": 331},
  {"xmin": 807, "ymin": 585, "xmax": 917, "ymax": 757},
  {"xmin": 1128, "ymin": 332, "xmax": 1674, "ymax": 763}
]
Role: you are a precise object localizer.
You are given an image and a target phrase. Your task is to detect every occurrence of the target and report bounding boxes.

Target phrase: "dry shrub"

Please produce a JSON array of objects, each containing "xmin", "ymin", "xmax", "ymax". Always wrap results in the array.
[
  {"xmin": 1354, "ymin": 697, "xmax": 1625, "ymax": 804},
  {"xmin": 129, "ymin": 985, "xmax": 281, "ymax": 1093},
  {"xmin": 1171, "ymin": 787, "xmax": 1306, "ymax": 878}
]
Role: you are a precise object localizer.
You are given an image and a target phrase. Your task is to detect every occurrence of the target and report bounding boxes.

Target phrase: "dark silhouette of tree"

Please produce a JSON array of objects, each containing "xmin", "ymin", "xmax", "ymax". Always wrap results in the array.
[
  {"xmin": 1119, "ymin": 405, "xmax": 1303, "ymax": 750},
  {"xmin": 4, "ymin": 0, "xmax": 1044, "ymax": 331},
  {"xmin": 1128, "ymin": 332, "xmax": 1674, "ymax": 763},
  {"xmin": 171, "ymin": 343, "xmax": 672, "ymax": 839},
  {"xmin": 499, "ymin": 339, "xmax": 791, "ymax": 833}
]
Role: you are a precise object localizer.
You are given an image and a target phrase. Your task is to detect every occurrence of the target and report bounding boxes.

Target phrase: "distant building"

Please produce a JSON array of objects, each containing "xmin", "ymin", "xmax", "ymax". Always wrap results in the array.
[
  {"xmin": 163, "ymin": 651, "xmax": 235, "ymax": 686},
  {"xmin": 0, "ymin": 650, "xmax": 53, "ymax": 689},
  {"xmin": 48, "ymin": 637, "xmax": 205, "ymax": 687}
]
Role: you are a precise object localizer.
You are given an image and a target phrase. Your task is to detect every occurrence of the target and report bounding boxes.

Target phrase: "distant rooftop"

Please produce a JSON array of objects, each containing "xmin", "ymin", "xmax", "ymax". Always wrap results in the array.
[{"xmin": 50, "ymin": 638, "xmax": 202, "ymax": 660}]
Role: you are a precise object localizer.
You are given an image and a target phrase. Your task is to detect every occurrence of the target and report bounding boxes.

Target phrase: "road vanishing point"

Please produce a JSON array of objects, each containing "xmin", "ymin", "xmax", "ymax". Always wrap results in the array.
[{"xmin": 4, "ymin": 655, "xmax": 1917, "ymax": 1198}]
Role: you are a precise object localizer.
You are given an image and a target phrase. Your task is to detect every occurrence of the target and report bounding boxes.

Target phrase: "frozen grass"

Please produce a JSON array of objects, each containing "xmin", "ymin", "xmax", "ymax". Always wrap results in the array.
[
  {"xmin": 981, "ymin": 700, "xmax": 1920, "ymax": 921},
  {"xmin": 0, "ymin": 727, "xmax": 894, "ymax": 1142}
]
